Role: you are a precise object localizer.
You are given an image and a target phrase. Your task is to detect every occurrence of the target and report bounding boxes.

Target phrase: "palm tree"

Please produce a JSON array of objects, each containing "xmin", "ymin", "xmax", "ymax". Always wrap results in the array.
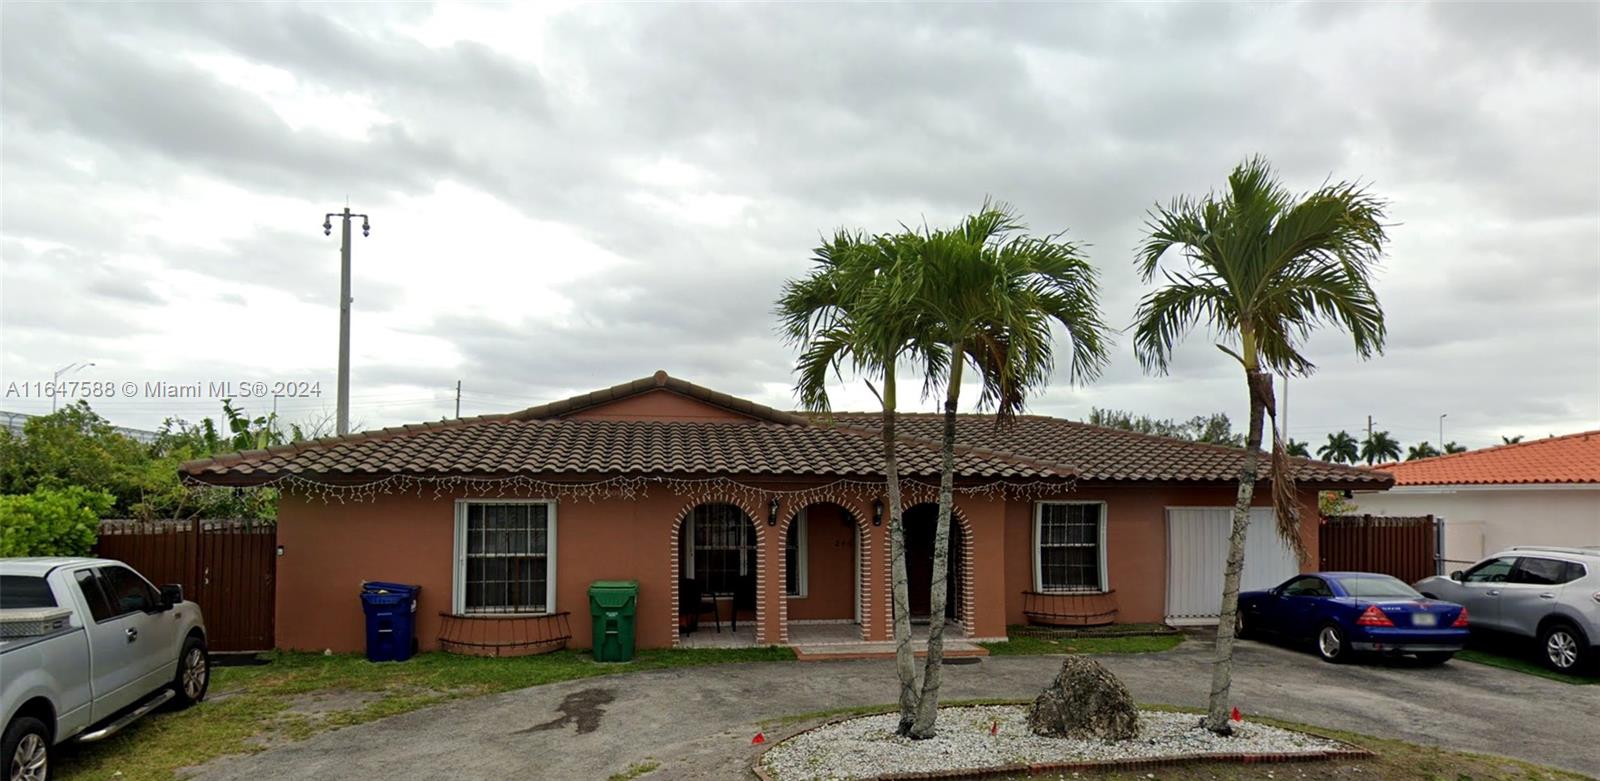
[
  {"xmin": 1318, "ymin": 431, "xmax": 1360, "ymax": 464},
  {"xmin": 777, "ymin": 229, "xmax": 946, "ymax": 735},
  {"xmin": 1133, "ymin": 156, "xmax": 1389, "ymax": 734},
  {"xmin": 1406, "ymin": 441, "xmax": 1440, "ymax": 460},
  {"xmin": 899, "ymin": 201, "xmax": 1110, "ymax": 738},
  {"xmin": 1361, "ymin": 430, "xmax": 1401, "ymax": 464},
  {"xmin": 1501, "ymin": 435, "xmax": 1524, "ymax": 445},
  {"xmin": 1443, "ymin": 441, "xmax": 1468, "ymax": 454},
  {"xmin": 1285, "ymin": 438, "xmax": 1310, "ymax": 458}
]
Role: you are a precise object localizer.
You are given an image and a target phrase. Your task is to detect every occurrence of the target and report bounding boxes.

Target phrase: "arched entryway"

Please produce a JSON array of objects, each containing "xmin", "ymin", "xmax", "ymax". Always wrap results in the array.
[
  {"xmin": 903, "ymin": 502, "xmax": 969, "ymax": 632},
  {"xmin": 674, "ymin": 502, "xmax": 763, "ymax": 647},
  {"xmin": 780, "ymin": 502, "xmax": 871, "ymax": 643}
]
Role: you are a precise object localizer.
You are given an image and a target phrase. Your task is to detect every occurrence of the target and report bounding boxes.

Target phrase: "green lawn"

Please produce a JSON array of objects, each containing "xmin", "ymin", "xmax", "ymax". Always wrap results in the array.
[
  {"xmin": 981, "ymin": 625, "xmax": 1183, "ymax": 656},
  {"xmin": 56, "ymin": 646, "xmax": 792, "ymax": 781},
  {"xmin": 1457, "ymin": 648, "xmax": 1599, "ymax": 685}
]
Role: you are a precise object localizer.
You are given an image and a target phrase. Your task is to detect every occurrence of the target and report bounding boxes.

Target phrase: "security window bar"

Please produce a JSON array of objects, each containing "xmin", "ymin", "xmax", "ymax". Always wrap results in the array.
[
  {"xmin": 464, "ymin": 503, "xmax": 550, "ymax": 614},
  {"xmin": 690, "ymin": 503, "xmax": 753, "ymax": 595},
  {"xmin": 1037, "ymin": 503, "xmax": 1103, "ymax": 592}
]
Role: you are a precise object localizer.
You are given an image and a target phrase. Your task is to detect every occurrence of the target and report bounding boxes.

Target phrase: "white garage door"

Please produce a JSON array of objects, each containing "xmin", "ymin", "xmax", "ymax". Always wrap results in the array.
[{"xmin": 1165, "ymin": 507, "xmax": 1300, "ymax": 625}]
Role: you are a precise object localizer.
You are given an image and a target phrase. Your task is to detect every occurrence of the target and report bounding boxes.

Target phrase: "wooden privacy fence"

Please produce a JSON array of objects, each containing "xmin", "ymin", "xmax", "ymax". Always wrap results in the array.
[
  {"xmin": 1319, "ymin": 514, "xmax": 1437, "ymax": 584},
  {"xmin": 96, "ymin": 519, "xmax": 276, "ymax": 652}
]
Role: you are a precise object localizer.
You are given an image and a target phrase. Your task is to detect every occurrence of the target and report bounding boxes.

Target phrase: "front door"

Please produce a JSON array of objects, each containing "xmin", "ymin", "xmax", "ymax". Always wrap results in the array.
[{"xmin": 903, "ymin": 506, "xmax": 960, "ymax": 620}]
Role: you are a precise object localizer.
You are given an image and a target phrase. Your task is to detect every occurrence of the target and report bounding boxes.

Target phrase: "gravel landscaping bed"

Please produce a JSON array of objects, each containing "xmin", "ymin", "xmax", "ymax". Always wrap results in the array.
[{"xmin": 759, "ymin": 706, "xmax": 1352, "ymax": 781}]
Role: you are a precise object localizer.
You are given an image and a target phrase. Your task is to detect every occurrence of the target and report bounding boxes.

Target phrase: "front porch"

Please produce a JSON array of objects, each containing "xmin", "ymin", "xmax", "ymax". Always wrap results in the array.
[{"xmin": 672, "ymin": 497, "xmax": 980, "ymax": 650}]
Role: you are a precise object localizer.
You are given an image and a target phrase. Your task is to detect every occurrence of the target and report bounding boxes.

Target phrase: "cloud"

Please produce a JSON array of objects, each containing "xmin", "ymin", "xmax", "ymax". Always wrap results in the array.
[{"xmin": 1, "ymin": 2, "xmax": 1594, "ymax": 450}]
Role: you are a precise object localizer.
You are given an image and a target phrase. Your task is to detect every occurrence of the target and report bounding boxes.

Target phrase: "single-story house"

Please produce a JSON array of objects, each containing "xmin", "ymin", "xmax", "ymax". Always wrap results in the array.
[
  {"xmin": 180, "ymin": 372, "xmax": 1389, "ymax": 654},
  {"xmin": 1352, "ymin": 431, "xmax": 1599, "ymax": 567}
]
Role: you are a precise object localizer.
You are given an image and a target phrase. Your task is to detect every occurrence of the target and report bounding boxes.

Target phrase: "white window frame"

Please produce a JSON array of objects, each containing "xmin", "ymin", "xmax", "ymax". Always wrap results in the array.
[
  {"xmin": 786, "ymin": 508, "xmax": 809, "ymax": 598},
  {"xmin": 1032, "ymin": 500, "xmax": 1108, "ymax": 593},
  {"xmin": 453, "ymin": 499, "xmax": 558, "ymax": 616}
]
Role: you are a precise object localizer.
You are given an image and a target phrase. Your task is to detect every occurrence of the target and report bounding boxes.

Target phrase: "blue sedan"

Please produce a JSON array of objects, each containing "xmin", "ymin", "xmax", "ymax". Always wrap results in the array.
[{"xmin": 1237, "ymin": 572, "xmax": 1470, "ymax": 665}]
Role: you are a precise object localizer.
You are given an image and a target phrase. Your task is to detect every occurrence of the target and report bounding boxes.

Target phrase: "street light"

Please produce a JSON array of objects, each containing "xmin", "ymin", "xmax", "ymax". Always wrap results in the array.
[
  {"xmin": 323, "ymin": 207, "xmax": 372, "ymax": 436},
  {"xmin": 52, "ymin": 361, "xmax": 95, "ymax": 413},
  {"xmin": 1438, "ymin": 413, "xmax": 1447, "ymax": 450}
]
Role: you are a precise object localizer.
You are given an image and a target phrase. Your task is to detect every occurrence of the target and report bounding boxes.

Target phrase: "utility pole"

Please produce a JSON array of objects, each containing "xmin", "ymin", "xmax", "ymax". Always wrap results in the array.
[
  {"xmin": 1438, "ymin": 413, "xmax": 1447, "ymax": 449},
  {"xmin": 323, "ymin": 207, "xmax": 370, "ymax": 436},
  {"xmin": 455, "ymin": 381, "xmax": 462, "ymax": 419},
  {"xmin": 1366, "ymin": 415, "xmax": 1373, "ymax": 443}
]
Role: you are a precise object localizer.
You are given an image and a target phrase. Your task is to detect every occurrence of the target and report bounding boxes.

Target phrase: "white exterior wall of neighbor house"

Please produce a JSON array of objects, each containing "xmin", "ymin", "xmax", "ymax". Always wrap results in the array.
[{"xmin": 1351, "ymin": 485, "xmax": 1600, "ymax": 567}]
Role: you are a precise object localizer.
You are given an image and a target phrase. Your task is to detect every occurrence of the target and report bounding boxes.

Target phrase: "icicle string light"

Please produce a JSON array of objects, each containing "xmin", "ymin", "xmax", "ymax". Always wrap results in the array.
[{"xmin": 185, "ymin": 472, "xmax": 1078, "ymax": 506}]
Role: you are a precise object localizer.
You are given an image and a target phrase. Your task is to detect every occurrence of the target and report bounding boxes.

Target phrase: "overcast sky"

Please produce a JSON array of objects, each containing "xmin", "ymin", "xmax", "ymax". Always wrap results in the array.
[{"xmin": 2, "ymin": 2, "xmax": 1596, "ymax": 452}]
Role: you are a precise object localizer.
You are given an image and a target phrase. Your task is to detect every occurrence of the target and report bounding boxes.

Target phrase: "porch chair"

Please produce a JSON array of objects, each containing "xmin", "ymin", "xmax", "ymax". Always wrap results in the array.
[{"xmin": 679, "ymin": 577, "xmax": 721, "ymax": 633}]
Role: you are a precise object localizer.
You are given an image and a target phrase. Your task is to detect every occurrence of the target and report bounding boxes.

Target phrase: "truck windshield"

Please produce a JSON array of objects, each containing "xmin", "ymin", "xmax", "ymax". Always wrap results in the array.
[{"xmin": 0, "ymin": 576, "xmax": 58, "ymax": 609}]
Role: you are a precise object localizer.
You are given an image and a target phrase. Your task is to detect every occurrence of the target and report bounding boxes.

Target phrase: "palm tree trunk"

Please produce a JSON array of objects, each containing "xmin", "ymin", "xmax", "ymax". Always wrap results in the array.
[
  {"xmin": 909, "ymin": 345, "xmax": 963, "ymax": 739},
  {"xmin": 1204, "ymin": 367, "xmax": 1269, "ymax": 735},
  {"xmin": 883, "ymin": 367, "xmax": 919, "ymax": 735}
]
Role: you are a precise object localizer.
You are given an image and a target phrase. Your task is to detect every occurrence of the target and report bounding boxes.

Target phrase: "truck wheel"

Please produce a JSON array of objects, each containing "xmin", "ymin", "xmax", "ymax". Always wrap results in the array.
[
  {"xmin": 3, "ymin": 715, "xmax": 51, "ymax": 781},
  {"xmin": 171, "ymin": 635, "xmax": 210, "ymax": 709}
]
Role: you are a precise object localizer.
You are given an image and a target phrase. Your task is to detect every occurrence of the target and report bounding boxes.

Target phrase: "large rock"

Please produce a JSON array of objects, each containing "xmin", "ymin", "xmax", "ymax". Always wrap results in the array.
[{"xmin": 1025, "ymin": 656, "xmax": 1140, "ymax": 740}]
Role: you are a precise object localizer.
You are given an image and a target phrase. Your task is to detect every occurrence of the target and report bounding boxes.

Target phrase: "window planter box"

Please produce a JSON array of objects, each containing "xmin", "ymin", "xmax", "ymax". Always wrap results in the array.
[
  {"xmin": 437, "ymin": 611, "xmax": 572, "ymax": 657},
  {"xmin": 1021, "ymin": 590, "xmax": 1119, "ymax": 627}
]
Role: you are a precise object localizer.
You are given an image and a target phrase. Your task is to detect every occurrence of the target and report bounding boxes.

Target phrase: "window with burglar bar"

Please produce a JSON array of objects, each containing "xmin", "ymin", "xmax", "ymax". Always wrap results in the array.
[
  {"xmin": 1035, "ymin": 502, "xmax": 1104, "ymax": 592},
  {"xmin": 685, "ymin": 503, "xmax": 754, "ymax": 595},
  {"xmin": 460, "ymin": 502, "xmax": 553, "ymax": 614}
]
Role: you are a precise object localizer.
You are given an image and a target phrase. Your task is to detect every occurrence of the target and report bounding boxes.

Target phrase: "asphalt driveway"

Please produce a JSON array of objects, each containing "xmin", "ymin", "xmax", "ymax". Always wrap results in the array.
[{"xmin": 192, "ymin": 638, "xmax": 1600, "ymax": 780}]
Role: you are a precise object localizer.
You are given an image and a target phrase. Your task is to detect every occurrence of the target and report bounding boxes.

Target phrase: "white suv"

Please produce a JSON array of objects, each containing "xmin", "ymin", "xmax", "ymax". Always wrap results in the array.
[{"xmin": 1416, "ymin": 546, "xmax": 1600, "ymax": 673}]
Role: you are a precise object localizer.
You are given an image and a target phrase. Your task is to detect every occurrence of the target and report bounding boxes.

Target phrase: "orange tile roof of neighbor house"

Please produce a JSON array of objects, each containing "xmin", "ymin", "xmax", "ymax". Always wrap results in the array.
[
  {"xmin": 1375, "ymin": 430, "xmax": 1600, "ymax": 486},
  {"xmin": 180, "ymin": 371, "xmax": 1390, "ymax": 488}
]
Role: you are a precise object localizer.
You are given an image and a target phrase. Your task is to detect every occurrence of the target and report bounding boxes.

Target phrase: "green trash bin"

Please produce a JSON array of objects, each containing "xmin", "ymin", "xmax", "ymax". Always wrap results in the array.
[{"xmin": 588, "ymin": 580, "xmax": 639, "ymax": 662}]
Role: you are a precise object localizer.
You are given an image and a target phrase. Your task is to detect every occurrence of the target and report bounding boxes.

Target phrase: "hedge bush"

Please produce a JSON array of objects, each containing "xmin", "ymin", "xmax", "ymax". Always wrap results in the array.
[{"xmin": 0, "ymin": 486, "xmax": 113, "ymax": 557}]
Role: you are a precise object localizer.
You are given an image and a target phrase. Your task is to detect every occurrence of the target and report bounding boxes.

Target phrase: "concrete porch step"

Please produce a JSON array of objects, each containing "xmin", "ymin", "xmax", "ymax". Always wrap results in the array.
[{"xmin": 791, "ymin": 640, "xmax": 990, "ymax": 662}]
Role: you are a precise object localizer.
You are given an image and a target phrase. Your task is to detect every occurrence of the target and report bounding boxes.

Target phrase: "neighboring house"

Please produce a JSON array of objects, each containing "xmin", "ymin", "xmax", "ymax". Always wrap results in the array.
[
  {"xmin": 1352, "ymin": 431, "xmax": 1600, "ymax": 567},
  {"xmin": 179, "ymin": 372, "xmax": 1388, "ymax": 653}
]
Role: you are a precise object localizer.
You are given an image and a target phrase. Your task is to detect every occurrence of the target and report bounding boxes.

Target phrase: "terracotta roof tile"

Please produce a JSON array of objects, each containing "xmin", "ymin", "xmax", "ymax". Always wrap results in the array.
[
  {"xmin": 826, "ymin": 412, "xmax": 1387, "ymax": 486},
  {"xmin": 1373, "ymin": 430, "xmax": 1600, "ymax": 486},
  {"xmin": 180, "ymin": 372, "xmax": 1388, "ymax": 488},
  {"xmin": 181, "ymin": 418, "xmax": 1070, "ymax": 485}
]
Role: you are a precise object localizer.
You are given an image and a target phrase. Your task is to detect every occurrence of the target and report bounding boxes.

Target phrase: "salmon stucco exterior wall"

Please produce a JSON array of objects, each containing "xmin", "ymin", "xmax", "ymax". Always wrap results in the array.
[{"xmin": 274, "ymin": 481, "xmax": 1322, "ymax": 653}]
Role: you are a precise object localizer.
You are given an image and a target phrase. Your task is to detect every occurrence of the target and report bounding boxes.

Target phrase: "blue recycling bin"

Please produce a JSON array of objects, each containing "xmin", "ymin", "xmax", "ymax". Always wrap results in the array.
[{"xmin": 360, "ymin": 581, "xmax": 420, "ymax": 662}]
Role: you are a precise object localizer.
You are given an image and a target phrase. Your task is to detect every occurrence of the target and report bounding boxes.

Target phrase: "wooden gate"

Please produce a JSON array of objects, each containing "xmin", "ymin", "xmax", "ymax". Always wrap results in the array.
[
  {"xmin": 96, "ymin": 519, "xmax": 276, "ymax": 652},
  {"xmin": 1319, "ymin": 514, "xmax": 1437, "ymax": 584}
]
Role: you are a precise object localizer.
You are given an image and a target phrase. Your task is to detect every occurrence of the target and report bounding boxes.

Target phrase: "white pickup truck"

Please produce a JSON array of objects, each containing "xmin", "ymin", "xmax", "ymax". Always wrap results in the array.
[{"xmin": 1, "ymin": 557, "xmax": 209, "ymax": 781}]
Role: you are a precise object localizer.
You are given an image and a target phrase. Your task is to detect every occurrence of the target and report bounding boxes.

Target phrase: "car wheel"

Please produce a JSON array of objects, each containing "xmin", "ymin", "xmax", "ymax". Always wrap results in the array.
[
  {"xmin": 1539, "ymin": 622, "xmax": 1589, "ymax": 673},
  {"xmin": 171, "ymin": 635, "xmax": 210, "ymax": 709},
  {"xmin": 1414, "ymin": 652, "xmax": 1454, "ymax": 666},
  {"xmin": 1315, "ymin": 624, "xmax": 1350, "ymax": 663},
  {"xmin": 3, "ymin": 715, "xmax": 51, "ymax": 781}
]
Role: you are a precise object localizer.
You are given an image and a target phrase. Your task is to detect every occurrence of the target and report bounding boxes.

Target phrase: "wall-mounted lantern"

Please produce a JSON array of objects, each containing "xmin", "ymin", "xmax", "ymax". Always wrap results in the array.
[{"xmin": 872, "ymin": 499, "xmax": 884, "ymax": 527}]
